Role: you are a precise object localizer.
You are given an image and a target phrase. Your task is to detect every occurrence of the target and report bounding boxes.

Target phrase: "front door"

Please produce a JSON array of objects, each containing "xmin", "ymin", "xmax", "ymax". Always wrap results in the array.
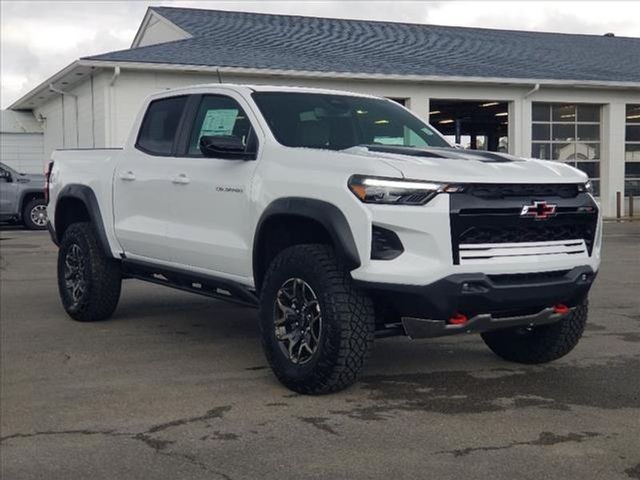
[{"xmin": 165, "ymin": 93, "xmax": 261, "ymax": 279}]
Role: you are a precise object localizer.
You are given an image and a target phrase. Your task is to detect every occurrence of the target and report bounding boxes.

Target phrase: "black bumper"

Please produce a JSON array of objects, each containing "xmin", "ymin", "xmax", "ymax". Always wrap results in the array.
[{"xmin": 357, "ymin": 265, "xmax": 596, "ymax": 338}]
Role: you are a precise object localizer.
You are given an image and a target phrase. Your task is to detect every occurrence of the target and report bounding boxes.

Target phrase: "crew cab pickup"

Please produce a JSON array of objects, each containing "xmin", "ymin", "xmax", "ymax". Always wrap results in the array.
[
  {"xmin": 1, "ymin": 162, "xmax": 48, "ymax": 230},
  {"xmin": 47, "ymin": 84, "xmax": 601, "ymax": 394}
]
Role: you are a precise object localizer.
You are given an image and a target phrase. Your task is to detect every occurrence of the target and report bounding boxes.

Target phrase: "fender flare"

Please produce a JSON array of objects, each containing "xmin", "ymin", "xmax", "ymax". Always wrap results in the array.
[
  {"xmin": 55, "ymin": 184, "xmax": 112, "ymax": 256},
  {"xmin": 253, "ymin": 197, "xmax": 361, "ymax": 285}
]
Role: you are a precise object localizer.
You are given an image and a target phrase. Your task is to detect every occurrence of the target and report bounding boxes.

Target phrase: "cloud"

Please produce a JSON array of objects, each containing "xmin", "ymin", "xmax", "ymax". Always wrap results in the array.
[{"xmin": 2, "ymin": 1, "xmax": 639, "ymax": 108}]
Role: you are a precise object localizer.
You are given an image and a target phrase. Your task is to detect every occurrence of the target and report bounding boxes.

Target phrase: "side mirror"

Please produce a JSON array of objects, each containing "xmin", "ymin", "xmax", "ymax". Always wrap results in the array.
[
  {"xmin": 199, "ymin": 135, "xmax": 255, "ymax": 160},
  {"xmin": 0, "ymin": 170, "xmax": 12, "ymax": 182}
]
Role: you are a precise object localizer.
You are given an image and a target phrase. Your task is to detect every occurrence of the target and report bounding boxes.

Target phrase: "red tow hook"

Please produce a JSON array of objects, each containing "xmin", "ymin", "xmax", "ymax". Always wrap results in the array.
[
  {"xmin": 553, "ymin": 304, "xmax": 570, "ymax": 315},
  {"xmin": 448, "ymin": 313, "xmax": 468, "ymax": 325}
]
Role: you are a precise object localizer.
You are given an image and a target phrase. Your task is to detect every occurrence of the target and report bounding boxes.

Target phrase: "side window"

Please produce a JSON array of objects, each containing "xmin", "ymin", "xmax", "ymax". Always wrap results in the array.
[
  {"xmin": 136, "ymin": 96, "xmax": 188, "ymax": 156},
  {"xmin": 188, "ymin": 95, "xmax": 254, "ymax": 156}
]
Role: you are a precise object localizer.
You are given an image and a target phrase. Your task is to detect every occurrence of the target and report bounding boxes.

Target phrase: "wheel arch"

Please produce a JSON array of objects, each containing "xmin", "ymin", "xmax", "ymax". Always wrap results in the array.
[
  {"xmin": 18, "ymin": 189, "xmax": 44, "ymax": 217},
  {"xmin": 54, "ymin": 184, "xmax": 112, "ymax": 256},
  {"xmin": 253, "ymin": 197, "xmax": 360, "ymax": 291}
]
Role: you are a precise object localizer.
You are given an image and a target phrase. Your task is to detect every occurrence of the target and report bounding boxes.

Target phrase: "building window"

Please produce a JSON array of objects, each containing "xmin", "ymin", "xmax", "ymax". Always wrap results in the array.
[
  {"xmin": 531, "ymin": 103, "xmax": 601, "ymax": 195},
  {"xmin": 625, "ymin": 104, "xmax": 640, "ymax": 197},
  {"xmin": 386, "ymin": 98, "xmax": 407, "ymax": 106}
]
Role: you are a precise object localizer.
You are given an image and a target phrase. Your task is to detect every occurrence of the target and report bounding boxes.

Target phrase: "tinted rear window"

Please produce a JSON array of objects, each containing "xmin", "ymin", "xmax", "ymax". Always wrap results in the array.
[{"xmin": 136, "ymin": 96, "xmax": 187, "ymax": 155}]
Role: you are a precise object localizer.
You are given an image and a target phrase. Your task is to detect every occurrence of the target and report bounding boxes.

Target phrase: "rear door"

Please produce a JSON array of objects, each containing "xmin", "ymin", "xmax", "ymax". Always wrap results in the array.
[
  {"xmin": 113, "ymin": 95, "xmax": 188, "ymax": 261},
  {"xmin": 164, "ymin": 92, "xmax": 261, "ymax": 278},
  {"xmin": 0, "ymin": 164, "xmax": 19, "ymax": 217}
]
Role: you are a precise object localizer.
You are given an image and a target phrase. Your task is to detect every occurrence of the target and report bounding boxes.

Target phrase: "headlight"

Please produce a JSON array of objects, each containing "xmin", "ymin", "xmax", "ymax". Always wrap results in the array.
[
  {"xmin": 578, "ymin": 180, "xmax": 593, "ymax": 194},
  {"xmin": 348, "ymin": 175, "xmax": 462, "ymax": 205}
]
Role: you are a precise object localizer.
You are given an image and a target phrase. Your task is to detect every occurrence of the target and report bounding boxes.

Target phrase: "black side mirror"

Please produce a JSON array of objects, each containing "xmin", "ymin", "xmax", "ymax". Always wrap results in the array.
[
  {"xmin": 199, "ymin": 135, "xmax": 256, "ymax": 160},
  {"xmin": 0, "ymin": 170, "xmax": 12, "ymax": 182}
]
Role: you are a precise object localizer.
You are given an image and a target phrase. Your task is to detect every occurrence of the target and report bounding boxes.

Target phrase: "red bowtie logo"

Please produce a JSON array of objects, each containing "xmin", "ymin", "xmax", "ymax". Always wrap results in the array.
[{"xmin": 520, "ymin": 201, "xmax": 557, "ymax": 220}]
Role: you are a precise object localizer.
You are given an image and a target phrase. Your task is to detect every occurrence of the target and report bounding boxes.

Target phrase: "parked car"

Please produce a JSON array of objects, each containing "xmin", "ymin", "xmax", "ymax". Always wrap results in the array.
[
  {"xmin": 46, "ymin": 84, "xmax": 601, "ymax": 394},
  {"xmin": 0, "ymin": 162, "xmax": 48, "ymax": 230}
]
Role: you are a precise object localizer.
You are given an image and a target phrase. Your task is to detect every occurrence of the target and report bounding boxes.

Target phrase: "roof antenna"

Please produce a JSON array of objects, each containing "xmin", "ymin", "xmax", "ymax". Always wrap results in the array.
[{"xmin": 216, "ymin": 68, "xmax": 223, "ymax": 84}]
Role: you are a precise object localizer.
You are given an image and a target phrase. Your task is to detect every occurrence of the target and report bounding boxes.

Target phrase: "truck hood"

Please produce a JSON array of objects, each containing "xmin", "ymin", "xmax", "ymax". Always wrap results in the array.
[{"xmin": 343, "ymin": 146, "xmax": 588, "ymax": 184}]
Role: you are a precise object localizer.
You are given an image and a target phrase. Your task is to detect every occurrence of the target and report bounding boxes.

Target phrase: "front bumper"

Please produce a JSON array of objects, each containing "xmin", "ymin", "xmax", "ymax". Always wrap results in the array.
[{"xmin": 357, "ymin": 265, "xmax": 596, "ymax": 338}]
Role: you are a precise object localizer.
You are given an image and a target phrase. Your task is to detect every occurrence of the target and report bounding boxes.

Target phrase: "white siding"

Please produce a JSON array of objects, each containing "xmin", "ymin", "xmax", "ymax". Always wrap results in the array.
[
  {"xmin": 34, "ymin": 71, "xmax": 110, "ymax": 158},
  {"xmin": 135, "ymin": 11, "xmax": 190, "ymax": 47},
  {"xmin": 0, "ymin": 132, "xmax": 45, "ymax": 173}
]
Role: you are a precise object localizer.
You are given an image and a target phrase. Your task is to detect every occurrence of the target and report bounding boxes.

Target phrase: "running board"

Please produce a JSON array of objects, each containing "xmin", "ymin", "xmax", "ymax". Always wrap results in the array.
[{"xmin": 121, "ymin": 260, "xmax": 259, "ymax": 308}]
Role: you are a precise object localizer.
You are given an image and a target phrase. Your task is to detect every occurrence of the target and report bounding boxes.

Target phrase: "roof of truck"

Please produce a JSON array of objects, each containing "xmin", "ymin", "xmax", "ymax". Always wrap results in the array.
[{"xmin": 165, "ymin": 83, "xmax": 381, "ymax": 98}]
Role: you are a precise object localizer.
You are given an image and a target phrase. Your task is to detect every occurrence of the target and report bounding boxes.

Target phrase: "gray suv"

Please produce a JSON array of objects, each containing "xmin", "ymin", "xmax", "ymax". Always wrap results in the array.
[{"xmin": 0, "ymin": 162, "xmax": 48, "ymax": 230}]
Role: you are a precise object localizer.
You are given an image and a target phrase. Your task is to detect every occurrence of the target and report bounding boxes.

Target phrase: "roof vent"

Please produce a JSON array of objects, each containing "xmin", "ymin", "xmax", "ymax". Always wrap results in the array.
[{"xmin": 604, "ymin": 32, "xmax": 615, "ymax": 37}]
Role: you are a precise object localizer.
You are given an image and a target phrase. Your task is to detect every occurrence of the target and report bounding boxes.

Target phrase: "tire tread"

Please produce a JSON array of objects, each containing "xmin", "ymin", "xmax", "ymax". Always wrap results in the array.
[
  {"xmin": 57, "ymin": 222, "xmax": 121, "ymax": 322},
  {"xmin": 260, "ymin": 244, "xmax": 374, "ymax": 394}
]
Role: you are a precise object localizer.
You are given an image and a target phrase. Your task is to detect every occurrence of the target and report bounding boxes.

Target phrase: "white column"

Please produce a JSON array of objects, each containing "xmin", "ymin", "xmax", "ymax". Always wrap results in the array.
[
  {"xmin": 600, "ymin": 102, "xmax": 626, "ymax": 217},
  {"xmin": 407, "ymin": 96, "xmax": 430, "ymax": 123},
  {"xmin": 509, "ymin": 98, "xmax": 528, "ymax": 157}
]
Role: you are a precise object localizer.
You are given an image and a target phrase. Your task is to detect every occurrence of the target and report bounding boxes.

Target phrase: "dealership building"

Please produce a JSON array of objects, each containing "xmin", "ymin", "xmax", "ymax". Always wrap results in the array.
[{"xmin": 8, "ymin": 6, "xmax": 640, "ymax": 217}]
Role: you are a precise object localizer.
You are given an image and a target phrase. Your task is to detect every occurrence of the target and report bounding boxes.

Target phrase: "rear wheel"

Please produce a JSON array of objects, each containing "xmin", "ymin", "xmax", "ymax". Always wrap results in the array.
[
  {"xmin": 22, "ymin": 197, "xmax": 48, "ymax": 230},
  {"xmin": 57, "ymin": 222, "xmax": 122, "ymax": 321},
  {"xmin": 259, "ymin": 244, "xmax": 375, "ymax": 394},
  {"xmin": 481, "ymin": 301, "xmax": 588, "ymax": 364}
]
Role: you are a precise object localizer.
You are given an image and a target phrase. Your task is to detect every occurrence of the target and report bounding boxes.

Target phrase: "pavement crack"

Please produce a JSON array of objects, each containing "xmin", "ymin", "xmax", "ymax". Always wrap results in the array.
[
  {"xmin": 0, "ymin": 429, "xmax": 125, "ymax": 443},
  {"xmin": 437, "ymin": 431, "xmax": 603, "ymax": 457},
  {"xmin": 1, "ymin": 406, "xmax": 234, "ymax": 479},
  {"xmin": 144, "ymin": 405, "xmax": 232, "ymax": 434},
  {"xmin": 298, "ymin": 416, "xmax": 339, "ymax": 436}
]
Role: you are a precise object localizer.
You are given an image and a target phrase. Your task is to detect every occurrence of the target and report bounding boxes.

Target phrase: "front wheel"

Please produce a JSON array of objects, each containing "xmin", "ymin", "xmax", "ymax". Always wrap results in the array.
[
  {"xmin": 22, "ymin": 197, "xmax": 48, "ymax": 230},
  {"xmin": 259, "ymin": 244, "xmax": 375, "ymax": 394},
  {"xmin": 481, "ymin": 300, "xmax": 588, "ymax": 364},
  {"xmin": 57, "ymin": 222, "xmax": 122, "ymax": 322}
]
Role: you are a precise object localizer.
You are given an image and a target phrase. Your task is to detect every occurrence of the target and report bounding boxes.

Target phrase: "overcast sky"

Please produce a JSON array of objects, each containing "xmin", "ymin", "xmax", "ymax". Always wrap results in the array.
[{"xmin": 2, "ymin": 1, "xmax": 639, "ymax": 108}]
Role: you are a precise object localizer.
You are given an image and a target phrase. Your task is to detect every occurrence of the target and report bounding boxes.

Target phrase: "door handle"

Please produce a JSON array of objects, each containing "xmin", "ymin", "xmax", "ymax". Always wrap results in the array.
[
  {"xmin": 119, "ymin": 171, "xmax": 136, "ymax": 181},
  {"xmin": 172, "ymin": 173, "xmax": 190, "ymax": 185}
]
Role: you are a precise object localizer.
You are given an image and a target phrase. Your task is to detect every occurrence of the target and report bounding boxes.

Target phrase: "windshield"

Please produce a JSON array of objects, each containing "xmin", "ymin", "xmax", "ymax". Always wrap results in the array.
[{"xmin": 252, "ymin": 92, "xmax": 450, "ymax": 151}]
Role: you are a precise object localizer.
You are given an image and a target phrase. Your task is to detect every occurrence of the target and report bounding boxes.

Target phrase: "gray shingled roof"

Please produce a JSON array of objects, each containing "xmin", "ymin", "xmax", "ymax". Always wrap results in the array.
[{"xmin": 84, "ymin": 7, "xmax": 640, "ymax": 84}]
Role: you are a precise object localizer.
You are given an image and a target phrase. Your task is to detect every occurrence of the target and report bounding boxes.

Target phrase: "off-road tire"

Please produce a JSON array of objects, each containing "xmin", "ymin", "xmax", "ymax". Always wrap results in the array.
[
  {"xmin": 57, "ymin": 222, "xmax": 121, "ymax": 322},
  {"xmin": 22, "ymin": 197, "xmax": 48, "ymax": 230},
  {"xmin": 481, "ymin": 300, "xmax": 588, "ymax": 364},
  {"xmin": 259, "ymin": 244, "xmax": 375, "ymax": 394}
]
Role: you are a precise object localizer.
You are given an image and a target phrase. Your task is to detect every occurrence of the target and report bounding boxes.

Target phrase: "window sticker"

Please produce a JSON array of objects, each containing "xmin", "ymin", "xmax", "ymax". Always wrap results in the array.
[{"xmin": 199, "ymin": 109, "xmax": 239, "ymax": 137}]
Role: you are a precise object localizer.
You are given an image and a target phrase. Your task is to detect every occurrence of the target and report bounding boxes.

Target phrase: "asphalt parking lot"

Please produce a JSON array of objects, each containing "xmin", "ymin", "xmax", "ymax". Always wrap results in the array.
[{"xmin": 1, "ymin": 223, "xmax": 639, "ymax": 480}]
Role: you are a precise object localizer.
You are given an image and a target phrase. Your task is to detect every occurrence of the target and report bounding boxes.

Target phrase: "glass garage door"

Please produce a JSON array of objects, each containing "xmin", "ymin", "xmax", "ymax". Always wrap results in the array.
[{"xmin": 531, "ymin": 103, "xmax": 601, "ymax": 196}]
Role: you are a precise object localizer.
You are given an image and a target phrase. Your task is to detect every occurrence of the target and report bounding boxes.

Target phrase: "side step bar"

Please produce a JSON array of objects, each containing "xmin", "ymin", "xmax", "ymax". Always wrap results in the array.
[{"xmin": 122, "ymin": 259, "xmax": 259, "ymax": 308}]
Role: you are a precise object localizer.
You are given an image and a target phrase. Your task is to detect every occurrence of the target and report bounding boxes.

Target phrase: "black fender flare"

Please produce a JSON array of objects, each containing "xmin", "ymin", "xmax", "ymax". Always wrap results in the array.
[
  {"xmin": 55, "ymin": 184, "xmax": 112, "ymax": 256},
  {"xmin": 253, "ymin": 197, "xmax": 361, "ymax": 285}
]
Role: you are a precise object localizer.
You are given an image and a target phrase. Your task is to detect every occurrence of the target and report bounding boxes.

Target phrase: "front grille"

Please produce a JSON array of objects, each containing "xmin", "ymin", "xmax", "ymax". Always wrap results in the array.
[
  {"xmin": 459, "ymin": 224, "xmax": 595, "ymax": 249},
  {"xmin": 466, "ymin": 183, "xmax": 580, "ymax": 199},
  {"xmin": 450, "ymin": 191, "xmax": 598, "ymax": 265}
]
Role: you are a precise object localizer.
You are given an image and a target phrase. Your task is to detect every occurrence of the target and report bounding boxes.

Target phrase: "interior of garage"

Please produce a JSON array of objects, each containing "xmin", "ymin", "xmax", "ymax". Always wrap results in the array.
[{"xmin": 428, "ymin": 100, "xmax": 509, "ymax": 152}]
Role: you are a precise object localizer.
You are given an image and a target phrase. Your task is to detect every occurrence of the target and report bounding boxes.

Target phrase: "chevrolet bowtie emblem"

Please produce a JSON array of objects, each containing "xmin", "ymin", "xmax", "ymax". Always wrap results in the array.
[{"xmin": 520, "ymin": 200, "xmax": 557, "ymax": 220}]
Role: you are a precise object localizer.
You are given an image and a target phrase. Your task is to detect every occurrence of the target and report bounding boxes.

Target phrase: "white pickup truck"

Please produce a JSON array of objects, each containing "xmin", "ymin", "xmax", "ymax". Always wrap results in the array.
[{"xmin": 47, "ymin": 84, "xmax": 601, "ymax": 394}]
